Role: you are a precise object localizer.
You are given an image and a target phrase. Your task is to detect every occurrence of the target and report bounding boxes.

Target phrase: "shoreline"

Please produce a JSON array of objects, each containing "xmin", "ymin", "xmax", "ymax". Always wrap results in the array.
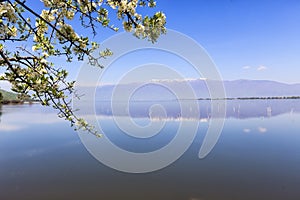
[
  {"xmin": 197, "ymin": 96, "xmax": 300, "ymax": 100},
  {"xmin": 0, "ymin": 100, "xmax": 40, "ymax": 105}
]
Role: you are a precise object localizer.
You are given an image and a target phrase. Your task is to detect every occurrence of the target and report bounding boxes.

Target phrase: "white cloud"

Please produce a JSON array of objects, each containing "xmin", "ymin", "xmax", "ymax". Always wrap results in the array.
[
  {"xmin": 257, "ymin": 65, "xmax": 267, "ymax": 71},
  {"xmin": 242, "ymin": 66, "xmax": 251, "ymax": 70},
  {"xmin": 242, "ymin": 65, "xmax": 268, "ymax": 71}
]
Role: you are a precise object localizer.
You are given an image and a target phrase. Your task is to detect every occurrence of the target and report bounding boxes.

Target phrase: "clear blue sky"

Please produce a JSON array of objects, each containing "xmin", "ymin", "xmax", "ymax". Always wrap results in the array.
[
  {"xmin": 158, "ymin": 0, "xmax": 300, "ymax": 83},
  {"xmin": 86, "ymin": 0, "xmax": 300, "ymax": 84},
  {"xmin": 1, "ymin": 0, "xmax": 300, "ymax": 90}
]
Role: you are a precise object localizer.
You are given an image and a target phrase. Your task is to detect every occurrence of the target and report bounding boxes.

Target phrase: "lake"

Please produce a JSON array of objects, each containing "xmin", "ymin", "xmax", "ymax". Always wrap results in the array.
[{"xmin": 1, "ymin": 100, "xmax": 300, "ymax": 200}]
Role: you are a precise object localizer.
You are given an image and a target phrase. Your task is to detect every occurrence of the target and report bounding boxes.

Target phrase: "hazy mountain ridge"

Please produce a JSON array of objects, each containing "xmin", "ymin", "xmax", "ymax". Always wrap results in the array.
[
  {"xmin": 95, "ymin": 79, "xmax": 300, "ymax": 100},
  {"xmin": 222, "ymin": 79, "xmax": 300, "ymax": 98}
]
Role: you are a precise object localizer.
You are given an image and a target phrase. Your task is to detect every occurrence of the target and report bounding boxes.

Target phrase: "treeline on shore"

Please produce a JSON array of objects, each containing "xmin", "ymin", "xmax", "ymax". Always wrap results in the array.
[
  {"xmin": 198, "ymin": 96, "xmax": 300, "ymax": 100},
  {"xmin": 0, "ymin": 99, "xmax": 38, "ymax": 105}
]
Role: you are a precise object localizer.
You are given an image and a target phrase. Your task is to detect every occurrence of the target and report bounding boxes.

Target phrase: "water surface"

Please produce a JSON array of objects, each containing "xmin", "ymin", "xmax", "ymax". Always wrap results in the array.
[{"xmin": 0, "ymin": 100, "xmax": 300, "ymax": 200}]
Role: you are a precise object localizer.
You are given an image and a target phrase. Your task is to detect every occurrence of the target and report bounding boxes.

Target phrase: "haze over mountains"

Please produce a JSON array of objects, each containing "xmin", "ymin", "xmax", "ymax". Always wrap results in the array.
[{"xmin": 96, "ymin": 79, "xmax": 300, "ymax": 101}]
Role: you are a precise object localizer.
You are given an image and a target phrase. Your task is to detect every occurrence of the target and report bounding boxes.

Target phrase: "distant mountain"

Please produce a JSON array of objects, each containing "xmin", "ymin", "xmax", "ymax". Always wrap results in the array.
[
  {"xmin": 0, "ymin": 89, "xmax": 19, "ymax": 101},
  {"xmin": 222, "ymin": 79, "xmax": 300, "ymax": 98},
  {"xmin": 95, "ymin": 79, "xmax": 300, "ymax": 100}
]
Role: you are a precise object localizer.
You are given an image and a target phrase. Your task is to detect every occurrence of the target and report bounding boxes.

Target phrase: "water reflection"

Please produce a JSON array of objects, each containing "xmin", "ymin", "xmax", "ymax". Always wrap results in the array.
[
  {"xmin": 95, "ymin": 99, "xmax": 300, "ymax": 120},
  {"xmin": 0, "ymin": 101, "xmax": 300, "ymax": 200}
]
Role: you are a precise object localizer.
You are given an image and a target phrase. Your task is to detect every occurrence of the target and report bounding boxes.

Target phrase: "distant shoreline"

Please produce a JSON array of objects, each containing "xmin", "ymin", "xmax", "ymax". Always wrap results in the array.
[
  {"xmin": 1, "ymin": 96, "xmax": 300, "ymax": 105},
  {"xmin": 96, "ymin": 96, "xmax": 300, "ymax": 102},
  {"xmin": 0, "ymin": 100, "xmax": 40, "ymax": 105},
  {"xmin": 0, "ymin": 89, "xmax": 39, "ymax": 105},
  {"xmin": 197, "ymin": 96, "xmax": 300, "ymax": 100}
]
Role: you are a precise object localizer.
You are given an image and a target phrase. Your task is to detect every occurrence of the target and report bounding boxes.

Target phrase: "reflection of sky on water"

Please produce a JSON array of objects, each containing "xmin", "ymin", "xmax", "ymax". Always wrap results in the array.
[
  {"xmin": 0, "ymin": 104, "xmax": 63, "ymax": 132},
  {"xmin": 0, "ymin": 104, "xmax": 81, "ymax": 163},
  {"xmin": 0, "ymin": 102, "xmax": 300, "ymax": 200}
]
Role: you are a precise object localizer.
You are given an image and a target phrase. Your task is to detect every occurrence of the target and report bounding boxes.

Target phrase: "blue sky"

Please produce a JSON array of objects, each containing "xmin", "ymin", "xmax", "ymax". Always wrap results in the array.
[
  {"xmin": 158, "ymin": 0, "xmax": 300, "ymax": 83},
  {"xmin": 86, "ymin": 0, "xmax": 300, "ymax": 85},
  {"xmin": 1, "ymin": 0, "xmax": 300, "ymax": 90}
]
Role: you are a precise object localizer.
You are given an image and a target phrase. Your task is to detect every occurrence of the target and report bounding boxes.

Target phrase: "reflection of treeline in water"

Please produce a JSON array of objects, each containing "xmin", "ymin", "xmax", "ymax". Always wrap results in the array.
[{"xmin": 94, "ymin": 99, "xmax": 300, "ymax": 120}]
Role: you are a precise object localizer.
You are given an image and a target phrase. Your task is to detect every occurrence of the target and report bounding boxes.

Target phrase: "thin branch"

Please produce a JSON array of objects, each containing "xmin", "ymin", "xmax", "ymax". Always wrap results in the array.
[
  {"xmin": 125, "ymin": 11, "xmax": 138, "ymax": 27},
  {"xmin": 14, "ymin": 0, "xmax": 91, "ymax": 56},
  {"xmin": 0, "ymin": 56, "xmax": 34, "ymax": 63},
  {"xmin": 0, "ymin": 38, "xmax": 27, "ymax": 42}
]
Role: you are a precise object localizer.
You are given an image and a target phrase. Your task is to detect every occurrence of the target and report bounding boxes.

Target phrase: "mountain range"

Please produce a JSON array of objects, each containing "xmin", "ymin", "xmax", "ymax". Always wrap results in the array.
[{"xmin": 95, "ymin": 79, "xmax": 300, "ymax": 101}]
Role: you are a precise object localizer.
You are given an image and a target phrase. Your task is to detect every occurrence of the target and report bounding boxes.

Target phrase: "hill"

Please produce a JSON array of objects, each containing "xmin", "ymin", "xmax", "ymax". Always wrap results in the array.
[{"xmin": 0, "ymin": 89, "xmax": 19, "ymax": 101}]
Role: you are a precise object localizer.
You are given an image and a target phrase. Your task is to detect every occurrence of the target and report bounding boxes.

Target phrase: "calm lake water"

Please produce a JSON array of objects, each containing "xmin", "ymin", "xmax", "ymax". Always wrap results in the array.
[{"xmin": 1, "ymin": 100, "xmax": 300, "ymax": 200}]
